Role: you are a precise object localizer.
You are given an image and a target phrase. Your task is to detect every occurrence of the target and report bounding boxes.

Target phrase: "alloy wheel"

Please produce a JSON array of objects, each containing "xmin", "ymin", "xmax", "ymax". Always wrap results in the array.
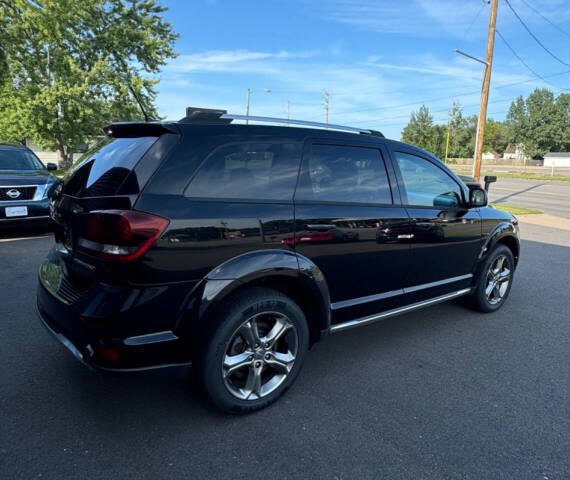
[
  {"xmin": 485, "ymin": 254, "xmax": 511, "ymax": 305},
  {"xmin": 222, "ymin": 311, "xmax": 298, "ymax": 400}
]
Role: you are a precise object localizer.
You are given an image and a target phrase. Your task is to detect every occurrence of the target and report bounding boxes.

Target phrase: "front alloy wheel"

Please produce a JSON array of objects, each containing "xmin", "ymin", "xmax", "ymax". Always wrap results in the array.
[
  {"xmin": 468, "ymin": 244, "xmax": 515, "ymax": 312},
  {"xmin": 485, "ymin": 254, "xmax": 511, "ymax": 305}
]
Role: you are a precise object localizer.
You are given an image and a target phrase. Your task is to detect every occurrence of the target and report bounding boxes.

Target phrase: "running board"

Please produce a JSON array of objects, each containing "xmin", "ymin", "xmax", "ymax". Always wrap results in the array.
[{"xmin": 330, "ymin": 288, "xmax": 472, "ymax": 333}]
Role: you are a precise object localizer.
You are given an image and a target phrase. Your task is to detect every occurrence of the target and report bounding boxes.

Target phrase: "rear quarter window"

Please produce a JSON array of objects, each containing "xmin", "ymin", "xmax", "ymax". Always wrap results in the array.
[
  {"xmin": 64, "ymin": 137, "xmax": 157, "ymax": 197},
  {"xmin": 185, "ymin": 142, "xmax": 301, "ymax": 201}
]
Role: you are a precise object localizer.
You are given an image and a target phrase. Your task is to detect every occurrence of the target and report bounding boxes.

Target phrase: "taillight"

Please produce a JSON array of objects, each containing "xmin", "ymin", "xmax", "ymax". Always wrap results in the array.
[{"xmin": 77, "ymin": 210, "xmax": 169, "ymax": 262}]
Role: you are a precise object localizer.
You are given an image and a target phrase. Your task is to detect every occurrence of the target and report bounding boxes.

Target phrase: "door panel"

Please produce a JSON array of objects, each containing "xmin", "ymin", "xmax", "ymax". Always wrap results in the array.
[
  {"xmin": 391, "ymin": 150, "xmax": 482, "ymax": 296},
  {"xmin": 294, "ymin": 204, "xmax": 411, "ymax": 304},
  {"xmin": 405, "ymin": 207, "xmax": 482, "ymax": 287},
  {"xmin": 293, "ymin": 141, "xmax": 412, "ymax": 322}
]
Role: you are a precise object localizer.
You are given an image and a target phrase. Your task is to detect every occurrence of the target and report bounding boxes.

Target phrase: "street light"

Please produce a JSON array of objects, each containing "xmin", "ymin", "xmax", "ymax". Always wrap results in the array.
[{"xmin": 245, "ymin": 88, "xmax": 271, "ymax": 124}]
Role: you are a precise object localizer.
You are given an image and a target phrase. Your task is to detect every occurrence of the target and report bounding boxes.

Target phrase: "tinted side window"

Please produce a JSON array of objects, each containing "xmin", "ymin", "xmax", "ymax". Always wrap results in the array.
[
  {"xmin": 185, "ymin": 142, "xmax": 301, "ymax": 201},
  {"xmin": 295, "ymin": 145, "xmax": 392, "ymax": 204},
  {"xmin": 394, "ymin": 152, "xmax": 462, "ymax": 207}
]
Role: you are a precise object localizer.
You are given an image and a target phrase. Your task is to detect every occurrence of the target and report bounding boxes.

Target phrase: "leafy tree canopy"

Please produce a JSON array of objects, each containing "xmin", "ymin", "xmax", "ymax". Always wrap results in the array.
[
  {"xmin": 0, "ymin": 0, "xmax": 178, "ymax": 167},
  {"xmin": 506, "ymin": 88, "xmax": 570, "ymax": 159},
  {"xmin": 400, "ymin": 89, "xmax": 568, "ymax": 161}
]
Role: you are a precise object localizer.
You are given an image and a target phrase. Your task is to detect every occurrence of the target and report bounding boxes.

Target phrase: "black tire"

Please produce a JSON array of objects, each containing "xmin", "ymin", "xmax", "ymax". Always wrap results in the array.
[
  {"xmin": 468, "ymin": 244, "xmax": 515, "ymax": 313},
  {"xmin": 197, "ymin": 287, "xmax": 309, "ymax": 414}
]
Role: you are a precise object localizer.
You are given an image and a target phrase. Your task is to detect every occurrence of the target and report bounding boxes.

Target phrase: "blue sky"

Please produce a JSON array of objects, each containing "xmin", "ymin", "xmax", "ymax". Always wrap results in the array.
[{"xmin": 155, "ymin": 0, "xmax": 570, "ymax": 139}]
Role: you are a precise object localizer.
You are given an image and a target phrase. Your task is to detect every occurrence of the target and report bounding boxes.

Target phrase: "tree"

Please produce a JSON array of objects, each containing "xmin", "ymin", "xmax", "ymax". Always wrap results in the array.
[
  {"xmin": 428, "ymin": 124, "xmax": 447, "ymax": 159},
  {"xmin": 401, "ymin": 105, "xmax": 434, "ymax": 151},
  {"xmin": 483, "ymin": 119, "xmax": 508, "ymax": 155},
  {"xmin": 506, "ymin": 88, "xmax": 570, "ymax": 159},
  {"xmin": 0, "ymin": 0, "xmax": 178, "ymax": 167},
  {"xmin": 447, "ymin": 102, "xmax": 474, "ymax": 158}
]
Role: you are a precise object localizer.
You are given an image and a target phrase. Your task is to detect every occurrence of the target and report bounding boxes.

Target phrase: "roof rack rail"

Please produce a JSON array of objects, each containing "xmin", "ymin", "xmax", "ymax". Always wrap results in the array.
[
  {"xmin": 178, "ymin": 107, "xmax": 384, "ymax": 137},
  {"xmin": 222, "ymin": 114, "xmax": 384, "ymax": 136}
]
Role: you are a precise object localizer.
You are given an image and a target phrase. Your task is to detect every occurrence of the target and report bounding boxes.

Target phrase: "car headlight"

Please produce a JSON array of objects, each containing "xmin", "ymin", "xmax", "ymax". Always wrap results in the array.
[{"xmin": 33, "ymin": 180, "xmax": 55, "ymax": 200}]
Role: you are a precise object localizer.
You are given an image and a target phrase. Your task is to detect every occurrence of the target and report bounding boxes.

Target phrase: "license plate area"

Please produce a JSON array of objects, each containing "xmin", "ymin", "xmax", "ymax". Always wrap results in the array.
[{"xmin": 5, "ymin": 206, "xmax": 28, "ymax": 217}]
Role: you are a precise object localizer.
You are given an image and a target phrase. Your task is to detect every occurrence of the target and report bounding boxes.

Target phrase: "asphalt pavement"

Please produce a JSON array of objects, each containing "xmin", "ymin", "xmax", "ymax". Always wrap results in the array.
[
  {"xmin": 488, "ymin": 178, "xmax": 570, "ymax": 218},
  {"xmin": 1, "ymin": 222, "xmax": 569, "ymax": 479}
]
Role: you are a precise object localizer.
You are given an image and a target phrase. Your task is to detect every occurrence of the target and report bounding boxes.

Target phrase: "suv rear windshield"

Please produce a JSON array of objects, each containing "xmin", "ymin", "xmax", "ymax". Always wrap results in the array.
[{"xmin": 63, "ymin": 136, "xmax": 157, "ymax": 197}]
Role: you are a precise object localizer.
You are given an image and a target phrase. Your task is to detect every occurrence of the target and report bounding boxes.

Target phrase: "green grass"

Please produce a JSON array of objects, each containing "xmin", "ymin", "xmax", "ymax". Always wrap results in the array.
[
  {"xmin": 490, "ymin": 203, "xmax": 543, "ymax": 215},
  {"xmin": 453, "ymin": 171, "xmax": 570, "ymax": 182}
]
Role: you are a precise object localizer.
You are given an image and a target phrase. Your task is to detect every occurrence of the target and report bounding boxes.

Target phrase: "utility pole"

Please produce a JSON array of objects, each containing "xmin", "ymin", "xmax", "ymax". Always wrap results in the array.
[
  {"xmin": 245, "ymin": 88, "xmax": 270, "ymax": 125},
  {"xmin": 444, "ymin": 129, "xmax": 450, "ymax": 164},
  {"xmin": 472, "ymin": 0, "xmax": 498, "ymax": 182},
  {"xmin": 246, "ymin": 88, "xmax": 251, "ymax": 125},
  {"xmin": 286, "ymin": 100, "xmax": 290, "ymax": 122},
  {"xmin": 323, "ymin": 90, "xmax": 330, "ymax": 125}
]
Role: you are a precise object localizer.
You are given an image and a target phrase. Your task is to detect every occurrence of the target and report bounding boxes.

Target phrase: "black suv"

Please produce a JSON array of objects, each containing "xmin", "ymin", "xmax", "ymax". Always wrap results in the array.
[
  {"xmin": 37, "ymin": 108, "xmax": 519, "ymax": 413},
  {"xmin": 0, "ymin": 143, "xmax": 59, "ymax": 226}
]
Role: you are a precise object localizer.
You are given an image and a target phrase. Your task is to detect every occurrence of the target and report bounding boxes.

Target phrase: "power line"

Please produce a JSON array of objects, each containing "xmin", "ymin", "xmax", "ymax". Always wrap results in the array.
[
  {"xmin": 503, "ymin": 0, "xmax": 570, "ymax": 68},
  {"xmin": 461, "ymin": 0, "xmax": 488, "ymax": 41},
  {"xmin": 329, "ymin": 68, "xmax": 570, "ymax": 117},
  {"xmin": 496, "ymin": 29, "xmax": 562, "ymax": 88},
  {"xmin": 349, "ymin": 97, "xmax": 517, "ymax": 125},
  {"xmin": 518, "ymin": 0, "xmax": 570, "ymax": 38}
]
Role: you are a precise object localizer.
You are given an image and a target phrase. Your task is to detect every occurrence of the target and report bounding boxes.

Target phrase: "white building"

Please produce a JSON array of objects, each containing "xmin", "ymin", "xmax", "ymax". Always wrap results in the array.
[
  {"xmin": 544, "ymin": 152, "xmax": 570, "ymax": 168},
  {"xmin": 503, "ymin": 143, "xmax": 527, "ymax": 161}
]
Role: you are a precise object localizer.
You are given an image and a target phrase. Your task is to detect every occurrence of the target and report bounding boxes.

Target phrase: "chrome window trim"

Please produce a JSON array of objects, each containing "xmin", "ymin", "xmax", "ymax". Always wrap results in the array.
[{"xmin": 330, "ymin": 288, "xmax": 472, "ymax": 333}]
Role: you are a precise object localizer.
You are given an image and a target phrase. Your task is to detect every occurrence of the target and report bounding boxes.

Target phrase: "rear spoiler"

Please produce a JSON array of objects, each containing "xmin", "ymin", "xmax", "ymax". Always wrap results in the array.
[{"xmin": 102, "ymin": 122, "xmax": 179, "ymax": 138}]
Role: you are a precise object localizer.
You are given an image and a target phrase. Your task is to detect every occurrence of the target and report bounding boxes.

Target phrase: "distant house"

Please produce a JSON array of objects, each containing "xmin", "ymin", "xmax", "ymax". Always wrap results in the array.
[
  {"xmin": 482, "ymin": 151, "xmax": 500, "ymax": 161},
  {"xmin": 544, "ymin": 152, "xmax": 570, "ymax": 168},
  {"xmin": 503, "ymin": 143, "xmax": 527, "ymax": 161}
]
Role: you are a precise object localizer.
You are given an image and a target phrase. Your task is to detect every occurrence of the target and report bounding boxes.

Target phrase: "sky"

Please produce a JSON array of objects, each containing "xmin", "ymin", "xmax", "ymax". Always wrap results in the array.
[{"xmin": 155, "ymin": 0, "xmax": 570, "ymax": 139}]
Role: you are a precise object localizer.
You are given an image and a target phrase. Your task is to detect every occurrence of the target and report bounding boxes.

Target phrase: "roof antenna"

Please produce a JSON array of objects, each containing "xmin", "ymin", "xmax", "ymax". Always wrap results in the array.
[{"xmin": 128, "ymin": 85, "xmax": 153, "ymax": 122}]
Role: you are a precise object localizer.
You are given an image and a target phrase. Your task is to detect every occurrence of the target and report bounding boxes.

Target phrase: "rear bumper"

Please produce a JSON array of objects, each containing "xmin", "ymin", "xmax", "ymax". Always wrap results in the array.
[{"xmin": 36, "ymin": 262, "xmax": 193, "ymax": 371}]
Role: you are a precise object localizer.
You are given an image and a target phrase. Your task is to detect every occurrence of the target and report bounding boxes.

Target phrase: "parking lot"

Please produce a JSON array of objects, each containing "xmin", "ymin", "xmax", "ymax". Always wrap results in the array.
[{"xmin": 1, "ymin": 219, "xmax": 569, "ymax": 479}]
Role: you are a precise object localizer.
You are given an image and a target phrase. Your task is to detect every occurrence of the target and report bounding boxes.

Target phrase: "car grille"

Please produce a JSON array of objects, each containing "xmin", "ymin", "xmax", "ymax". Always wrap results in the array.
[{"xmin": 0, "ymin": 186, "xmax": 37, "ymax": 201}]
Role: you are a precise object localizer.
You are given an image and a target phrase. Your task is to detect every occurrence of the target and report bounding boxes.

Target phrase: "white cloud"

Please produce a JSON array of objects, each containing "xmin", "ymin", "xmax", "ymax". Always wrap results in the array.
[{"xmin": 165, "ymin": 49, "xmax": 318, "ymax": 74}]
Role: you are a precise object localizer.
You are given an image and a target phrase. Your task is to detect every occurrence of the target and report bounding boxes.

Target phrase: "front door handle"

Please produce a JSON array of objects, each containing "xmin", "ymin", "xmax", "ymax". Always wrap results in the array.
[{"xmin": 415, "ymin": 222, "xmax": 434, "ymax": 228}]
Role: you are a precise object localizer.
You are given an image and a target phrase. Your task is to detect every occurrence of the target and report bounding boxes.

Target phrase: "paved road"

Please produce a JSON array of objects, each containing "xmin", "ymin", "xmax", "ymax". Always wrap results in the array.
[
  {"xmin": 1, "ymin": 224, "xmax": 569, "ymax": 479},
  {"xmin": 487, "ymin": 178, "xmax": 570, "ymax": 218}
]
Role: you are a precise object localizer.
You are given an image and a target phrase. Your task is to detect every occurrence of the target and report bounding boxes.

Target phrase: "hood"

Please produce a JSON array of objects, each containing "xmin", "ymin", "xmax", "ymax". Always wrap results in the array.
[{"xmin": 0, "ymin": 170, "xmax": 56, "ymax": 186}]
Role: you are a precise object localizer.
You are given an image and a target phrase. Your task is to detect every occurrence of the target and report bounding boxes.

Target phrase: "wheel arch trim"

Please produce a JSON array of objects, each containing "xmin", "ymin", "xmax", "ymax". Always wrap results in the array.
[
  {"xmin": 179, "ymin": 249, "xmax": 331, "ymax": 344},
  {"xmin": 480, "ymin": 222, "xmax": 520, "ymax": 266}
]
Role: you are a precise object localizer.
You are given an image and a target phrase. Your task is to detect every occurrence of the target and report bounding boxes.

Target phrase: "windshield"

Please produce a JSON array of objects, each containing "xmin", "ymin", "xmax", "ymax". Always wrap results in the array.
[{"xmin": 0, "ymin": 148, "xmax": 45, "ymax": 170}]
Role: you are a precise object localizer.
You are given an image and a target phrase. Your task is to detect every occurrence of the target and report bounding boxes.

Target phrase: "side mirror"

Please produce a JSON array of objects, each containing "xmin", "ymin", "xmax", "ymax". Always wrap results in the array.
[
  {"xmin": 469, "ymin": 185, "xmax": 488, "ymax": 207},
  {"xmin": 46, "ymin": 162, "xmax": 58, "ymax": 171},
  {"xmin": 483, "ymin": 175, "xmax": 497, "ymax": 191},
  {"xmin": 433, "ymin": 192, "xmax": 460, "ymax": 208}
]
